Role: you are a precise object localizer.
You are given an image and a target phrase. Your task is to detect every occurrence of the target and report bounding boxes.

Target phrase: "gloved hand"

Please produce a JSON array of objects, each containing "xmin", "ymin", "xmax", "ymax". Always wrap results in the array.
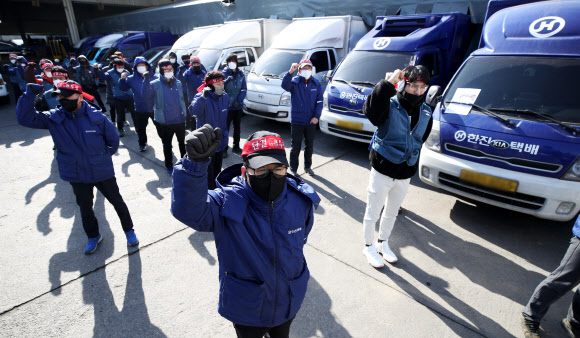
[
  {"xmin": 185, "ymin": 124, "xmax": 222, "ymax": 162},
  {"xmin": 143, "ymin": 71, "xmax": 150, "ymax": 79},
  {"xmin": 202, "ymin": 87, "xmax": 211, "ymax": 98},
  {"xmin": 26, "ymin": 83, "xmax": 43, "ymax": 95},
  {"xmin": 232, "ymin": 101, "xmax": 240, "ymax": 108}
]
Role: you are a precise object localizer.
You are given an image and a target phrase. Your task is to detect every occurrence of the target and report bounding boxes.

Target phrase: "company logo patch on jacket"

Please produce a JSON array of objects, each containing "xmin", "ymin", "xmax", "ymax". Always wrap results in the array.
[
  {"xmin": 423, "ymin": 109, "xmax": 432, "ymax": 117},
  {"xmin": 288, "ymin": 227, "xmax": 302, "ymax": 235},
  {"xmin": 85, "ymin": 129, "xmax": 97, "ymax": 133}
]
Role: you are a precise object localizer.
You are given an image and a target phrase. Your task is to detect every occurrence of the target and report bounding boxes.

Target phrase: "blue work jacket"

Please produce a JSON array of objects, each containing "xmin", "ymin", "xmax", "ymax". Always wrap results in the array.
[
  {"xmin": 222, "ymin": 67, "xmax": 247, "ymax": 110},
  {"xmin": 190, "ymin": 90, "xmax": 229, "ymax": 152},
  {"xmin": 171, "ymin": 161, "xmax": 320, "ymax": 327},
  {"xmin": 281, "ymin": 72, "xmax": 323, "ymax": 125}
]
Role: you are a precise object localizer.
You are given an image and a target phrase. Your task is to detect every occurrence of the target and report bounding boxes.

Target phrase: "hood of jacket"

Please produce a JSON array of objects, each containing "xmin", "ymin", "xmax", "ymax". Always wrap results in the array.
[{"xmin": 133, "ymin": 56, "xmax": 150, "ymax": 70}]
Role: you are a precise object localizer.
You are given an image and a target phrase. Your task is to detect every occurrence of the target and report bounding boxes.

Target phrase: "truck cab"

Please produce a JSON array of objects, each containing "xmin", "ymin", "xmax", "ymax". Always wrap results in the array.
[
  {"xmin": 244, "ymin": 16, "xmax": 367, "ymax": 123},
  {"xmin": 320, "ymin": 13, "xmax": 472, "ymax": 143},
  {"xmin": 419, "ymin": 1, "xmax": 580, "ymax": 221}
]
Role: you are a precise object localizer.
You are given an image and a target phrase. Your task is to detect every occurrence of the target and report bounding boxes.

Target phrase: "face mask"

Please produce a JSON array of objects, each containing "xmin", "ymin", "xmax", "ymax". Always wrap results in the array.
[
  {"xmin": 70, "ymin": 58, "xmax": 76, "ymax": 61},
  {"xmin": 80, "ymin": 60, "xmax": 88, "ymax": 65},
  {"xmin": 398, "ymin": 91, "xmax": 424, "ymax": 109},
  {"xmin": 193, "ymin": 66, "xmax": 201, "ymax": 74},
  {"xmin": 10, "ymin": 59, "xmax": 16, "ymax": 64},
  {"xmin": 116, "ymin": 68, "xmax": 124, "ymax": 73},
  {"xmin": 21, "ymin": 64, "xmax": 26, "ymax": 68},
  {"xmin": 228, "ymin": 62, "xmax": 237, "ymax": 70},
  {"xmin": 164, "ymin": 71, "xmax": 174, "ymax": 79},
  {"xmin": 300, "ymin": 70, "xmax": 312, "ymax": 80},
  {"xmin": 45, "ymin": 71, "xmax": 52, "ymax": 78},
  {"xmin": 137, "ymin": 66, "xmax": 147, "ymax": 74},
  {"xmin": 54, "ymin": 59, "xmax": 59, "ymax": 63},
  {"xmin": 59, "ymin": 97, "xmax": 79, "ymax": 113},
  {"xmin": 170, "ymin": 58, "xmax": 176, "ymax": 63},
  {"xmin": 213, "ymin": 85, "xmax": 224, "ymax": 96},
  {"xmin": 247, "ymin": 171, "xmax": 286, "ymax": 202},
  {"xmin": 53, "ymin": 80, "xmax": 63, "ymax": 87},
  {"xmin": 183, "ymin": 60, "xmax": 190, "ymax": 66}
]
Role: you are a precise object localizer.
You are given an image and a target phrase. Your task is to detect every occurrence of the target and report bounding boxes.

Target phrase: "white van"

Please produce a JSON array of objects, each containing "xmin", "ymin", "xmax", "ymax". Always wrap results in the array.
[
  {"xmin": 192, "ymin": 19, "xmax": 291, "ymax": 74},
  {"xmin": 243, "ymin": 16, "xmax": 368, "ymax": 123}
]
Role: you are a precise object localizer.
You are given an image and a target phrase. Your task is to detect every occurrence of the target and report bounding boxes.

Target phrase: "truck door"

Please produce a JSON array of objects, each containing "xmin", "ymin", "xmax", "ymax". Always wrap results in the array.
[{"xmin": 308, "ymin": 48, "xmax": 333, "ymax": 90}]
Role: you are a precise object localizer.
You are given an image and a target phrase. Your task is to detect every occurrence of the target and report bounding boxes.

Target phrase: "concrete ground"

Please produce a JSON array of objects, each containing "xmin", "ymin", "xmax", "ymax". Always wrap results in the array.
[{"xmin": 0, "ymin": 89, "xmax": 576, "ymax": 337}]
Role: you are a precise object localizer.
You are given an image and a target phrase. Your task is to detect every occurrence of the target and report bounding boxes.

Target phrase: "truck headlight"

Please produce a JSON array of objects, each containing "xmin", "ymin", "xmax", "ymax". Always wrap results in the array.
[
  {"xmin": 562, "ymin": 157, "xmax": 580, "ymax": 182},
  {"xmin": 323, "ymin": 90, "xmax": 328, "ymax": 110},
  {"xmin": 280, "ymin": 92, "xmax": 291, "ymax": 106},
  {"xmin": 424, "ymin": 119, "xmax": 441, "ymax": 153}
]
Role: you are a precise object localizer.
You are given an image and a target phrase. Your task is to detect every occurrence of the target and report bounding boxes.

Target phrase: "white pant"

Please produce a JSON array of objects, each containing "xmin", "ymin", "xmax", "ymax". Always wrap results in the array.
[{"xmin": 362, "ymin": 168, "xmax": 411, "ymax": 246}]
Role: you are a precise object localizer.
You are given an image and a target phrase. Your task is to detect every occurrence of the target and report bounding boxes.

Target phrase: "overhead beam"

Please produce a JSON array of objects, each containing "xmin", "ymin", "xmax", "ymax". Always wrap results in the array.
[{"xmin": 63, "ymin": 0, "xmax": 80, "ymax": 44}]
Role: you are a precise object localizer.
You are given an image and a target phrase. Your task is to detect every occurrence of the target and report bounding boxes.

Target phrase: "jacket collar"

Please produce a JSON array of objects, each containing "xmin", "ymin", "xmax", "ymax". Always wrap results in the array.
[{"xmin": 291, "ymin": 75, "xmax": 319, "ymax": 86}]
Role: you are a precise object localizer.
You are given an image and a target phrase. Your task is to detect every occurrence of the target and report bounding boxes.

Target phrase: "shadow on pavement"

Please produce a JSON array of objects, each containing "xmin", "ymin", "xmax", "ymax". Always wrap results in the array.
[
  {"xmin": 188, "ymin": 231, "xmax": 216, "ymax": 266},
  {"xmin": 305, "ymin": 175, "xmax": 366, "ymax": 222},
  {"xmin": 25, "ymin": 157, "xmax": 77, "ymax": 236},
  {"xmin": 293, "ymin": 277, "xmax": 351, "ymax": 337},
  {"xmin": 117, "ymin": 142, "xmax": 170, "ymax": 200},
  {"xmin": 383, "ymin": 209, "xmax": 554, "ymax": 337},
  {"xmin": 48, "ymin": 192, "xmax": 164, "ymax": 336}
]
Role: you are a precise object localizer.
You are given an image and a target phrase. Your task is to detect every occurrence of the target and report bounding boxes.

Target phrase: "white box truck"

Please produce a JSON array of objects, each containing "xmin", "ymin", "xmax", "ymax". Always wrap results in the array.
[
  {"xmin": 243, "ymin": 15, "xmax": 368, "ymax": 123},
  {"xmin": 192, "ymin": 19, "xmax": 291, "ymax": 74}
]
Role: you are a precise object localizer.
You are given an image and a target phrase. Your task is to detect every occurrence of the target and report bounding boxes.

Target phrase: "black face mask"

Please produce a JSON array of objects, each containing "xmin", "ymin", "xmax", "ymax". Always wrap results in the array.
[
  {"xmin": 193, "ymin": 66, "xmax": 201, "ymax": 75},
  {"xmin": 80, "ymin": 60, "xmax": 88, "ymax": 66},
  {"xmin": 397, "ymin": 91, "xmax": 424, "ymax": 111},
  {"xmin": 59, "ymin": 97, "xmax": 79, "ymax": 113},
  {"xmin": 183, "ymin": 60, "xmax": 190, "ymax": 66},
  {"xmin": 247, "ymin": 172, "xmax": 286, "ymax": 202}
]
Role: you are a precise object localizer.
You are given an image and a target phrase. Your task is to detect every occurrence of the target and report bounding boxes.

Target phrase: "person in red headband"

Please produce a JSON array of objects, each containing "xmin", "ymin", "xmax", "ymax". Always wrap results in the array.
[
  {"xmin": 361, "ymin": 65, "xmax": 432, "ymax": 268},
  {"xmin": 17, "ymin": 80, "xmax": 139, "ymax": 254},
  {"xmin": 172, "ymin": 126, "xmax": 320, "ymax": 337}
]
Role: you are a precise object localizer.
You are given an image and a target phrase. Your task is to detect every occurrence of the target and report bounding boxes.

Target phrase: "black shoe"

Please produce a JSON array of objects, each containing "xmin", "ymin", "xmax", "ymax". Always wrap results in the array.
[
  {"xmin": 139, "ymin": 144, "xmax": 147, "ymax": 152},
  {"xmin": 521, "ymin": 315, "xmax": 541, "ymax": 338},
  {"xmin": 232, "ymin": 146, "xmax": 242, "ymax": 154},
  {"xmin": 562, "ymin": 318, "xmax": 580, "ymax": 338},
  {"xmin": 305, "ymin": 168, "xmax": 315, "ymax": 176},
  {"xmin": 289, "ymin": 168, "xmax": 300, "ymax": 177}
]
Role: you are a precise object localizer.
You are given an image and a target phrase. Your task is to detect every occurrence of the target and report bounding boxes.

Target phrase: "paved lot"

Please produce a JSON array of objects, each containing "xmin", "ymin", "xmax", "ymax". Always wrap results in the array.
[{"xmin": 0, "ymin": 90, "xmax": 576, "ymax": 337}]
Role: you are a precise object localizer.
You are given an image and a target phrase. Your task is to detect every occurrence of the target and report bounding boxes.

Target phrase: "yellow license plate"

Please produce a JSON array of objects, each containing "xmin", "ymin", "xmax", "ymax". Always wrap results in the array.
[
  {"xmin": 459, "ymin": 170, "xmax": 518, "ymax": 193},
  {"xmin": 336, "ymin": 119, "xmax": 362, "ymax": 131}
]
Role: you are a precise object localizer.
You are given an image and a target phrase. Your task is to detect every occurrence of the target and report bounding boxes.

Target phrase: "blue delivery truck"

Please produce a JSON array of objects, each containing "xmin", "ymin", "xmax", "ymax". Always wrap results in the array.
[
  {"xmin": 320, "ymin": 12, "xmax": 474, "ymax": 143},
  {"xmin": 419, "ymin": 0, "xmax": 580, "ymax": 221},
  {"xmin": 101, "ymin": 31, "xmax": 176, "ymax": 64}
]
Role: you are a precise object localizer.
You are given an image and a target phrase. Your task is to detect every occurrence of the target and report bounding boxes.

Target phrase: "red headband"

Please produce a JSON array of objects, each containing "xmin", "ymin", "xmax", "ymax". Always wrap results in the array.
[
  {"xmin": 42, "ymin": 63, "xmax": 53, "ymax": 70},
  {"xmin": 52, "ymin": 71, "xmax": 68, "ymax": 78},
  {"xmin": 57, "ymin": 82, "xmax": 82, "ymax": 93},
  {"xmin": 242, "ymin": 136, "xmax": 285, "ymax": 156},
  {"xmin": 197, "ymin": 77, "xmax": 223, "ymax": 92}
]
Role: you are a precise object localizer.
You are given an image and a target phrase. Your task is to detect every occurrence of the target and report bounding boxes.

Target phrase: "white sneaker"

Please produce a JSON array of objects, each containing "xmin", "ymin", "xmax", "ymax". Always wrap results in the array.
[
  {"xmin": 362, "ymin": 246, "xmax": 384, "ymax": 268},
  {"xmin": 376, "ymin": 241, "xmax": 398, "ymax": 264}
]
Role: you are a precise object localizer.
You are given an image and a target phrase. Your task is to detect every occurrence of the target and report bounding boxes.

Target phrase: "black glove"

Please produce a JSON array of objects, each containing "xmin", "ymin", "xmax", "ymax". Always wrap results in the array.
[
  {"xmin": 143, "ymin": 71, "xmax": 150, "ymax": 79},
  {"xmin": 185, "ymin": 124, "xmax": 222, "ymax": 162},
  {"xmin": 26, "ymin": 83, "xmax": 43, "ymax": 95},
  {"xmin": 202, "ymin": 87, "xmax": 211, "ymax": 98},
  {"xmin": 232, "ymin": 101, "xmax": 240, "ymax": 108}
]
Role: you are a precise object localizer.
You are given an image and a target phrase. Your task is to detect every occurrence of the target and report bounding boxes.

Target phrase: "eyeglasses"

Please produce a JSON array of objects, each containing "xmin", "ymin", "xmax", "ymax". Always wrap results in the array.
[
  {"xmin": 247, "ymin": 166, "xmax": 287, "ymax": 178},
  {"xmin": 407, "ymin": 82, "xmax": 429, "ymax": 93}
]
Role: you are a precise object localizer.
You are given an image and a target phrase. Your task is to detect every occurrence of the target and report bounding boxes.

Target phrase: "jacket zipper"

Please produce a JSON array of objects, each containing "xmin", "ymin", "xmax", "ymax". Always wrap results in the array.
[{"xmin": 270, "ymin": 200, "xmax": 279, "ymax": 325}]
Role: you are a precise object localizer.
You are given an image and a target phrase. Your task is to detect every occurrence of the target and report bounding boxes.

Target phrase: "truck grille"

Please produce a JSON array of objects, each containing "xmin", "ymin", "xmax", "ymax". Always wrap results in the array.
[
  {"xmin": 438, "ymin": 172, "xmax": 545, "ymax": 210},
  {"xmin": 330, "ymin": 104, "xmax": 364, "ymax": 115},
  {"xmin": 445, "ymin": 143, "xmax": 562, "ymax": 173},
  {"xmin": 327, "ymin": 123, "xmax": 374, "ymax": 141}
]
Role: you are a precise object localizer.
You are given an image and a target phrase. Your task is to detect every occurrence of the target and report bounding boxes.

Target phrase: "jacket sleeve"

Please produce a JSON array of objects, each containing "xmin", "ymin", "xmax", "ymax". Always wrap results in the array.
[
  {"xmin": 141, "ymin": 78, "xmax": 154, "ymax": 103},
  {"xmin": 118, "ymin": 77, "xmax": 130, "ymax": 91},
  {"xmin": 281, "ymin": 72, "xmax": 293, "ymax": 93},
  {"xmin": 178, "ymin": 82, "xmax": 187, "ymax": 116},
  {"xmin": 103, "ymin": 115, "xmax": 120, "ymax": 154},
  {"xmin": 314, "ymin": 83, "xmax": 323, "ymax": 119},
  {"xmin": 16, "ymin": 91, "xmax": 50, "ymax": 129},
  {"xmin": 304, "ymin": 204, "xmax": 315, "ymax": 243},
  {"xmin": 363, "ymin": 80, "xmax": 396, "ymax": 127},
  {"xmin": 171, "ymin": 157, "xmax": 223, "ymax": 232},
  {"xmin": 238, "ymin": 74, "xmax": 247, "ymax": 103},
  {"xmin": 190, "ymin": 93, "xmax": 207, "ymax": 125}
]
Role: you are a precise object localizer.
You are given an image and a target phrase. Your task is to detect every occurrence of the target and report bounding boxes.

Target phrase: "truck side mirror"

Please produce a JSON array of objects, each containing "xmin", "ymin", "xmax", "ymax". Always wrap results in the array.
[
  {"xmin": 425, "ymin": 85, "xmax": 442, "ymax": 107},
  {"xmin": 323, "ymin": 69, "xmax": 333, "ymax": 80}
]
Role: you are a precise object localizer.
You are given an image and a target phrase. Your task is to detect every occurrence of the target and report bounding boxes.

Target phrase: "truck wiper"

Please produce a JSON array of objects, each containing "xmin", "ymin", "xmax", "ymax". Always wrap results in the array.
[
  {"xmin": 487, "ymin": 108, "xmax": 579, "ymax": 136},
  {"xmin": 262, "ymin": 73, "xmax": 282, "ymax": 79},
  {"xmin": 350, "ymin": 80, "xmax": 376, "ymax": 87},
  {"xmin": 444, "ymin": 101, "xmax": 515, "ymax": 128},
  {"xmin": 333, "ymin": 78, "xmax": 363, "ymax": 92}
]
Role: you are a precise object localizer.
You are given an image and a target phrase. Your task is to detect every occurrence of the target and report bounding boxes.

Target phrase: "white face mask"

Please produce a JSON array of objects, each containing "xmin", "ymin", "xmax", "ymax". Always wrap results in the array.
[
  {"xmin": 54, "ymin": 59, "xmax": 59, "ymax": 63},
  {"xmin": 116, "ymin": 68, "xmax": 124, "ymax": 73},
  {"xmin": 21, "ymin": 64, "xmax": 26, "ymax": 67},
  {"xmin": 300, "ymin": 70, "xmax": 312, "ymax": 80},
  {"xmin": 45, "ymin": 71, "xmax": 52, "ymax": 78},
  {"xmin": 137, "ymin": 66, "xmax": 147, "ymax": 74},
  {"xmin": 228, "ymin": 62, "xmax": 237, "ymax": 70},
  {"xmin": 53, "ymin": 80, "xmax": 63, "ymax": 87},
  {"xmin": 70, "ymin": 58, "xmax": 76, "ymax": 61},
  {"xmin": 10, "ymin": 59, "xmax": 16, "ymax": 64},
  {"xmin": 169, "ymin": 58, "xmax": 176, "ymax": 63},
  {"xmin": 164, "ymin": 71, "xmax": 174, "ymax": 79}
]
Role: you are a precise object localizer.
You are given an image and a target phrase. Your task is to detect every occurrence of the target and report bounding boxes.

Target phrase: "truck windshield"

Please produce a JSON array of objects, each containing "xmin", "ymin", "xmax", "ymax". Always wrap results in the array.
[
  {"xmin": 332, "ymin": 51, "xmax": 413, "ymax": 87},
  {"xmin": 86, "ymin": 47, "xmax": 99, "ymax": 60},
  {"xmin": 192, "ymin": 49, "xmax": 221, "ymax": 70},
  {"xmin": 252, "ymin": 49, "xmax": 306, "ymax": 78},
  {"xmin": 96, "ymin": 48, "xmax": 111, "ymax": 62},
  {"xmin": 444, "ymin": 56, "xmax": 580, "ymax": 124}
]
